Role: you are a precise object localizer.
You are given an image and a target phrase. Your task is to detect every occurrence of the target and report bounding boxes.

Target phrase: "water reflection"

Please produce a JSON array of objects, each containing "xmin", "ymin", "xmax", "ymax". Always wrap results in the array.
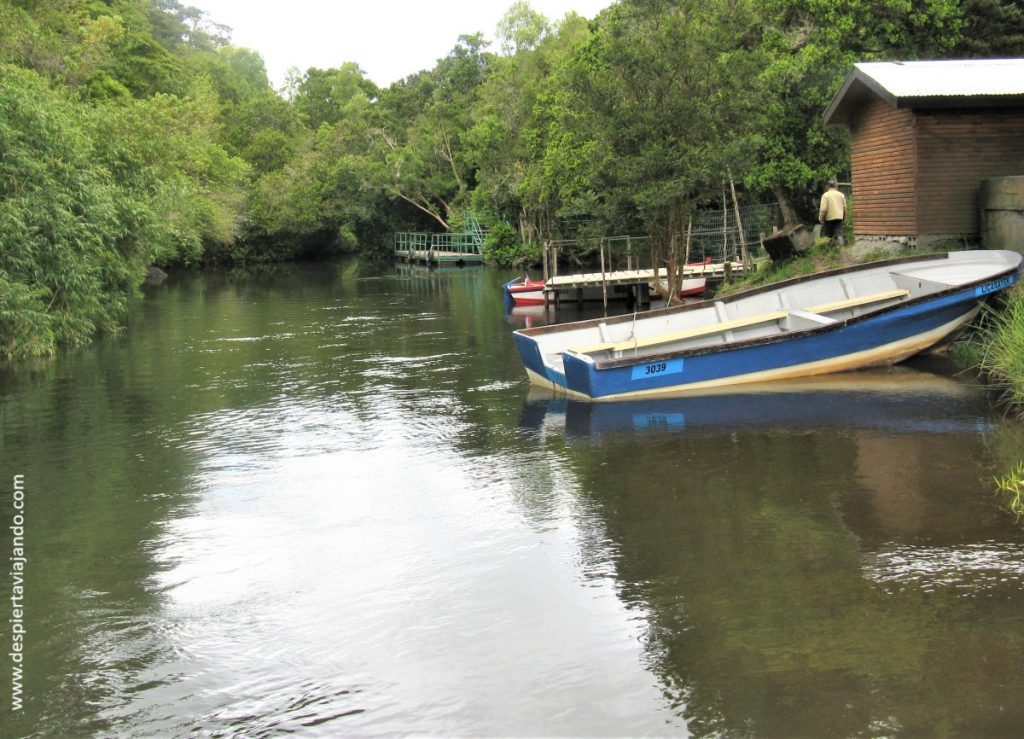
[
  {"xmin": 4, "ymin": 261, "xmax": 1024, "ymax": 737},
  {"xmin": 863, "ymin": 541, "xmax": 1024, "ymax": 593},
  {"xmin": 520, "ymin": 364, "xmax": 995, "ymax": 438},
  {"xmin": 531, "ymin": 359, "xmax": 1024, "ymax": 736}
]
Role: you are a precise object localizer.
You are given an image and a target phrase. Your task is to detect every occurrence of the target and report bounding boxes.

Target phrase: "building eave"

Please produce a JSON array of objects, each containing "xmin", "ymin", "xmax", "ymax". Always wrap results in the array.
[{"xmin": 823, "ymin": 59, "xmax": 1024, "ymax": 128}]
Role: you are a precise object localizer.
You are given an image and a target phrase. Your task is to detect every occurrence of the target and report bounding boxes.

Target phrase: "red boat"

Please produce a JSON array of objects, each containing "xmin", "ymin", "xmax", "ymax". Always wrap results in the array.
[
  {"xmin": 652, "ymin": 257, "xmax": 712, "ymax": 298},
  {"xmin": 503, "ymin": 275, "xmax": 546, "ymax": 305}
]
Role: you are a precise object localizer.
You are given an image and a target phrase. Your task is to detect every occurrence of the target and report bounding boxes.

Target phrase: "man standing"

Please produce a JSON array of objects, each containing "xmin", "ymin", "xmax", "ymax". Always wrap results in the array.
[{"xmin": 818, "ymin": 179, "xmax": 847, "ymax": 246}]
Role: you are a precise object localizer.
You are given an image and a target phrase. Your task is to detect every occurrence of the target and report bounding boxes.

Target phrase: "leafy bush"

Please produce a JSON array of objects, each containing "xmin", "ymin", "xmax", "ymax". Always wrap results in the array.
[
  {"xmin": 0, "ymin": 272, "xmax": 54, "ymax": 359},
  {"xmin": 0, "ymin": 56, "xmax": 255, "ymax": 358},
  {"xmin": 0, "ymin": 66, "xmax": 127, "ymax": 356},
  {"xmin": 481, "ymin": 221, "xmax": 539, "ymax": 267}
]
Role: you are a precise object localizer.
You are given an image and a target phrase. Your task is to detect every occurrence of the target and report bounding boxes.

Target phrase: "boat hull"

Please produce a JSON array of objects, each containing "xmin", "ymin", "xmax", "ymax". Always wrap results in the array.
[
  {"xmin": 513, "ymin": 251, "xmax": 1020, "ymax": 401},
  {"xmin": 653, "ymin": 277, "xmax": 707, "ymax": 298},
  {"xmin": 503, "ymin": 276, "xmax": 547, "ymax": 306},
  {"xmin": 509, "ymin": 288, "xmax": 545, "ymax": 306}
]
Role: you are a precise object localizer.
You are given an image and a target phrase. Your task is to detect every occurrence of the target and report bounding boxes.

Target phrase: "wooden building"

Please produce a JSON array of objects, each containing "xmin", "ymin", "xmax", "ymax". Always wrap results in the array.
[{"xmin": 823, "ymin": 59, "xmax": 1024, "ymax": 246}]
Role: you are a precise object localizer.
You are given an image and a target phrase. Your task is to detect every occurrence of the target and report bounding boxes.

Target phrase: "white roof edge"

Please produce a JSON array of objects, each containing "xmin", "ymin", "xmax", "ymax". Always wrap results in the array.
[{"xmin": 853, "ymin": 59, "xmax": 1024, "ymax": 98}]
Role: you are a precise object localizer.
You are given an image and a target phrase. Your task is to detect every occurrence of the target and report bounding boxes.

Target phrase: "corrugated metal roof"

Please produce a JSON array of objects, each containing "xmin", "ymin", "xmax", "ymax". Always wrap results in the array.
[
  {"xmin": 855, "ymin": 59, "xmax": 1024, "ymax": 98},
  {"xmin": 823, "ymin": 58, "xmax": 1024, "ymax": 126}
]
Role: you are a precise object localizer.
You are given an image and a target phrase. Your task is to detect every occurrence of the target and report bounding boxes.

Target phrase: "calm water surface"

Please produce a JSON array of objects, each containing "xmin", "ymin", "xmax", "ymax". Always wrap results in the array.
[{"xmin": 2, "ymin": 260, "xmax": 1024, "ymax": 737}]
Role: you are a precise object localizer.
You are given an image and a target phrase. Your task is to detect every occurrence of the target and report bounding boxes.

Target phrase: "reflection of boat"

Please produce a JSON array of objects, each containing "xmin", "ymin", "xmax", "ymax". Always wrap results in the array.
[
  {"xmin": 513, "ymin": 250, "xmax": 1022, "ymax": 401},
  {"xmin": 503, "ymin": 275, "xmax": 546, "ymax": 305},
  {"xmin": 506, "ymin": 304, "xmax": 548, "ymax": 329},
  {"xmin": 519, "ymin": 366, "xmax": 996, "ymax": 438}
]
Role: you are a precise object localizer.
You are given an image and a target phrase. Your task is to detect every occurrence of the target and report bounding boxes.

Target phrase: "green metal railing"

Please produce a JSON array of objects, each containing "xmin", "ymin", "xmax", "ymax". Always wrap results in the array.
[{"xmin": 394, "ymin": 222, "xmax": 485, "ymax": 258}]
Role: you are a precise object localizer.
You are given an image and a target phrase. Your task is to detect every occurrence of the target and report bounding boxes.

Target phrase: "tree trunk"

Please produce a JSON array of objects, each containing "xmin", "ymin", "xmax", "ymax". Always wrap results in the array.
[
  {"xmin": 729, "ymin": 174, "xmax": 749, "ymax": 267},
  {"xmin": 666, "ymin": 231, "xmax": 679, "ymax": 307},
  {"xmin": 774, "ymin": 185, "xmax": 801, "ymax": 228}
]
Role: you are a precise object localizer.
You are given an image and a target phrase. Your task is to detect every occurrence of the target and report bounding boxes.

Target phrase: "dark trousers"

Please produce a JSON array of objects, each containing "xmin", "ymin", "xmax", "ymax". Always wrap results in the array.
[{"xmin": 822, "ymin": 219, "xmax": 843, "ymax": 238}]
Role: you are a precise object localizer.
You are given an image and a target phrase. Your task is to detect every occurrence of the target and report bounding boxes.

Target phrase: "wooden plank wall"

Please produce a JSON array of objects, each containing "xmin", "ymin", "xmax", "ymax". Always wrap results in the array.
[
  {"xmin": 849, "ymin": 98, "xmax": 917, "ymax": 236},
  {"xmin": 915, "ymin": 109, "xmax": 1024, "ymax": 238}
]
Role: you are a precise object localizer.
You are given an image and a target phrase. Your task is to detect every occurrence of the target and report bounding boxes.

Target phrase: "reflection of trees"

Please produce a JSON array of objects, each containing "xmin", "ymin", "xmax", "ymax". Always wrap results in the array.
[
  {"xmin": 557, "ymin": 425, "xmax": 1024, "ymax": 736},
  {"xmin": 0, "ymin": 260, "xmax": 533, "ymax": 734},
  {"xmin": 1, "ymin": 336, "xmax": 200, "ymax": 734}
]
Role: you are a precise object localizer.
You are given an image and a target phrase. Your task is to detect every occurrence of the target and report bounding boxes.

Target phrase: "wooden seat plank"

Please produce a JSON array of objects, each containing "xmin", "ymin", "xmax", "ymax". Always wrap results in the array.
[
  {"xmin": 805, "ymin": 288, "xmax": 909, "ymax": 314},
  {"xmin": 571, "ymin": 310, "xmax": 788, "ymax": 355}
]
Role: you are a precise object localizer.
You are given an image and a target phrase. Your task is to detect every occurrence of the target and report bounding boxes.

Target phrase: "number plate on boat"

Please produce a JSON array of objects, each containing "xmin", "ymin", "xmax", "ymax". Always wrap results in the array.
[
  {"xmin": 633, "ymin": 413, "xmax": 685, "ymax": 429},
  {"xmin": 976, "ymin": 276, "xmax": 1014, "ymax": 296},
  {"xmin": 631, "ymin": 358, "xmax": 684, "ymax": 381}
]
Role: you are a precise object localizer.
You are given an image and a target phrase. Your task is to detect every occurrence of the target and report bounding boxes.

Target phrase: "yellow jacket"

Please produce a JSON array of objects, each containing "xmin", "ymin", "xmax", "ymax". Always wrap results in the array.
[{"xmin": 819, "ymin": 189, "xmax": 846, "ymax": 222}]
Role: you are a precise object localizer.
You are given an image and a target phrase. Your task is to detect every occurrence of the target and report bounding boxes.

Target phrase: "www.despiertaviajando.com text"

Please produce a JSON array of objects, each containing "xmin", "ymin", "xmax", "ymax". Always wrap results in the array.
[{"xmin": 9, "ymin": 474, "xmax": 26, "ymax": 712}]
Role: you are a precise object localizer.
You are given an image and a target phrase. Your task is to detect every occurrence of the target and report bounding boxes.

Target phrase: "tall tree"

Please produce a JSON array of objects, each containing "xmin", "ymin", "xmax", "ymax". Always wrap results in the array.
[
  {"xmin": 496, "ymin": 1, "xmax": 552, "ymax": 55},
  {"xmin": 748, "ymin": 0, "xmax": 967, "ymax": 225},
  {"xmin": 367, "ymin": 34, "xmax": 495, "ymax": 230},
  {"xmin": 471, "ymin": 10, "xmax": 592, "ymax": 243},
  {"xmin": 537, "ymin": 0, "xmax": 760, "ymax": 294},
  {"xmin": 291, "ymin": 63, "xmax": 378, "ymax": 130},
  {"xmin": 952, "ymin": 0, "xmax": 1024, "ymax": 56}
]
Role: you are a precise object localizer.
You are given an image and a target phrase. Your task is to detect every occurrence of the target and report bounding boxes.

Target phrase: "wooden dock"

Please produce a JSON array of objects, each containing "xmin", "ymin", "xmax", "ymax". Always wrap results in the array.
[
  {"xmin": 538, "ymin": 236, "xmax": 753, "ymax": 308},
  {"xmin": 545, "ymin": 262, "xmax": 747, "ymax": 292}
]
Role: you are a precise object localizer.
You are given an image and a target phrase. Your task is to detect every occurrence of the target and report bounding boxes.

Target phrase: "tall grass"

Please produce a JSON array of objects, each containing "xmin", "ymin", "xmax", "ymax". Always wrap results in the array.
[
  {"xmin": 975, "ymin": 286, "xmax": 1024, "ymax": 519},
  {"xmin": 993, "ymin": 462, "xmax": 1024, "ymax": 518},
  {"xmin": 976, "ymin": 286, "xmax": 1024, "ymax": 413}
]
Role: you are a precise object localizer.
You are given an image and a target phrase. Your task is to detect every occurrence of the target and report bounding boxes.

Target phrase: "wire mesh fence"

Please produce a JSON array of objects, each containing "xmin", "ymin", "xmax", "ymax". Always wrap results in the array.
[
  {"xmin": 547, "ymin": 202, "xmax": 781, "ymax": 272},
  {"xmin": 688, "ymin": 202, "xmax": 780, "ymax": 263},
  {"xmin": 395, "ymin": 202, "xmax": 782, "ymax": 268}
]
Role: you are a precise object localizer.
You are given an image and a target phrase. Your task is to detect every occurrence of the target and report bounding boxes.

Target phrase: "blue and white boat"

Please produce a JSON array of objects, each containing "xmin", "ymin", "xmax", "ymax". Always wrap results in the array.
[{"xmin": 513, "ymin": 250, "xmax": 1022, "ymax": 401}]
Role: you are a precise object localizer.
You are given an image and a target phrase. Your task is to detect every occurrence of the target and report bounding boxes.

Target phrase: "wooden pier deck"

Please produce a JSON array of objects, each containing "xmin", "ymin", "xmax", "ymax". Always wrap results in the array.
[{"xmin": 545, "ymin": 262, "xmax": 746, "ymax": 292}]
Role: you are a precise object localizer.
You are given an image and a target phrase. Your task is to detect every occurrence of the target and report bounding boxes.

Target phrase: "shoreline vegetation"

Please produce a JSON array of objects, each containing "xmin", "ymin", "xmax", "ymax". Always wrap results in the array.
[{"xmin": 1, "ymin": 0, "xmax": 1023, "ymax": 425}]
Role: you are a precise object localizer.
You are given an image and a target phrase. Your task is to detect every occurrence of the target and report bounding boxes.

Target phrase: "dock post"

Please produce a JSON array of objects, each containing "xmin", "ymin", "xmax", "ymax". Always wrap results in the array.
[
  {"xmin": 543, "ymin": 241, "xmax": 550, "ymax": 314},
  {"xmin": 600, "ymin": 238, "xmax": 608, "ymax": 310},
  {"xmin": 553, "ymin": 244, "xmax": 560, "ymax": 314}
]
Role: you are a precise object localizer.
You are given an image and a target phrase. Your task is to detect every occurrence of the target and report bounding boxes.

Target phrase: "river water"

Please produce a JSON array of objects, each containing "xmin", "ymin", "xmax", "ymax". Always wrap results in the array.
[{"xmin": 2, "ymin": 259, "xmax": 1024, "ymax": 737}]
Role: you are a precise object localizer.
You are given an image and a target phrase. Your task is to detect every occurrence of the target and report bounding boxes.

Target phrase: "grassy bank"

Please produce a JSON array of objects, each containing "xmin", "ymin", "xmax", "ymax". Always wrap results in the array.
[{"xmin": 972, "ymin": 283, "xmax": 1024, "ymax": 518}]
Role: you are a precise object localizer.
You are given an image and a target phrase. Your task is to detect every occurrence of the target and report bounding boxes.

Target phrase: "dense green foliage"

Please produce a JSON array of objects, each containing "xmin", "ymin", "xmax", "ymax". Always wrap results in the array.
[
  {"xmin": 481, "ymin": 220, "xmax": 540, "ymax": 267},
  {"xmin": 2, "ymin": 0, "xmax": 1023, "ymax": 357}
]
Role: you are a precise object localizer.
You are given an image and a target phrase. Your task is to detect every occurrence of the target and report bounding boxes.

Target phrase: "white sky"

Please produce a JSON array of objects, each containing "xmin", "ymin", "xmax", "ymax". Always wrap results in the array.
[{"xmin": 189, "ymin": 0, "xmax": 615, "ymax": 90}]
